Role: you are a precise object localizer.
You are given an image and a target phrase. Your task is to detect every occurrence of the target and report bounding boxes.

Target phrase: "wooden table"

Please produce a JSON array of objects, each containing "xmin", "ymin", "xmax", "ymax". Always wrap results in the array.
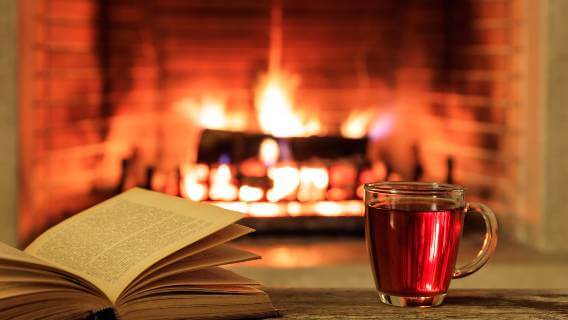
[{"xmin": 267, "ymin": 288, "xmax": 568, "ymax": 319}]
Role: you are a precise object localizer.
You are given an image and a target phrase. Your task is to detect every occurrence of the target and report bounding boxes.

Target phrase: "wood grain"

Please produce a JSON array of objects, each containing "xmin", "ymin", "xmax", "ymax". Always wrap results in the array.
[{"xmin": 267, "ymin": 288, "xmax": 568, "ymax": 319}]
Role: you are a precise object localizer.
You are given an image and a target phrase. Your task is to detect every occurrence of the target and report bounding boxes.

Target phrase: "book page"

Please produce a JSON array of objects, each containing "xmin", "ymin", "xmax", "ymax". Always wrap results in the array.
[
  {"xmin": 122, "ymin": 267, "xmax": 260, "ymax": 303},
  {"xmin": 0, "ymin": 284, "xmax": 109, "ymax": 320},
  {"xmin": 146, "ymin": 267, "xmax": 260, "ymax": 287},
  {"xmin": 0, "ymin": 242, "xmax": 54, "ymax": 269},
  {"xmin": 0, "ymin": 242, "xmax": 103, "ymax": 296},
  {"xmin": 25, "ymin": 188, "xmax": 244, "ymax": 303},
  {"xmin": 130, "ymin": 224, "xmax": 253, "ymax": 285},
  {"xmin": 124, "ymin": 245, "xmax": 260, "ymax": 296}
]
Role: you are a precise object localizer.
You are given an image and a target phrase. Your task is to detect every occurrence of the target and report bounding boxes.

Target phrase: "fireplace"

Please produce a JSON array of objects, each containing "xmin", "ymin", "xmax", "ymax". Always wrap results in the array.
[{"xmin": 16, "ymin": 0, "xmax": 538, "ymax": 245}]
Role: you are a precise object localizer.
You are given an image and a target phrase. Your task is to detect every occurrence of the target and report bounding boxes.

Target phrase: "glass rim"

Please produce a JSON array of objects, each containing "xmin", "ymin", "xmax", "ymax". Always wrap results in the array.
[{"xmin": 364, "ymin": 181, "xmax": 465, "ymax": 195}]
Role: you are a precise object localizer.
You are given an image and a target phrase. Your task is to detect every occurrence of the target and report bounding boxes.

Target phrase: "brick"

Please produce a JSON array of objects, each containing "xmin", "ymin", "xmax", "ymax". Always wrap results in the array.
[{"xmin": 47, "ymin": 0, "xmax": 98, "ymax": 22}]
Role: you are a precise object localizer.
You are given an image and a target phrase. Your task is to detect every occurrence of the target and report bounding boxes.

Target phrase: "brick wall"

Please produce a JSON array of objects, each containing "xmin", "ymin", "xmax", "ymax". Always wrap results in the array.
[
  {"xmin": 415, "ymin": 0, "xmax": 522, "ymax": 218},
  {"xmin": 19, "ymin": 0, "xmax": 521, "ymax": 243}
]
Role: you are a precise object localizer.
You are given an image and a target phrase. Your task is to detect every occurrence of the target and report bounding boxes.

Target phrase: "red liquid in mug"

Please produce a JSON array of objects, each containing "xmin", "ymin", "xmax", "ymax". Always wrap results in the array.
[{"xmin": 366, "ymin": 200, "xmax": 465, "ymax": 296}]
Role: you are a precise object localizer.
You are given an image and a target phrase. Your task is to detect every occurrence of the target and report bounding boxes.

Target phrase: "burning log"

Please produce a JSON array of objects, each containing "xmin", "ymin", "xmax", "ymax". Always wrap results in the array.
[{"xmin": 197, "ymin": 129, "xmax": 368, "ymax": 164}]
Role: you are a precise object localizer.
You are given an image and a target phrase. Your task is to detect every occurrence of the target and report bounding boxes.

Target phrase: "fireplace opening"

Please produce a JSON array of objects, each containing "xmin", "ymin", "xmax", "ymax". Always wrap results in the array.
[{"xmin": 19, "ymin": 0, "xmax": 521, "ymax": 244}]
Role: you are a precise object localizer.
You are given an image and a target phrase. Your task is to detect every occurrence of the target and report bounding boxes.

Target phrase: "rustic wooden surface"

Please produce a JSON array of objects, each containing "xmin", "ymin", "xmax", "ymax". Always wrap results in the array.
[{"xmin": 266, "ymin": 288, "xmax": 568, "ymax": 319}]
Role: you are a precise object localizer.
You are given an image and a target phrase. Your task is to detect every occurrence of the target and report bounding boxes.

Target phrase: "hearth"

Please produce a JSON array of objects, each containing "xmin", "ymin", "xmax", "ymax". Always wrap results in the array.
[{"xmin": 18, "ymin": 0, "xmax": 523, "ymax": 244}]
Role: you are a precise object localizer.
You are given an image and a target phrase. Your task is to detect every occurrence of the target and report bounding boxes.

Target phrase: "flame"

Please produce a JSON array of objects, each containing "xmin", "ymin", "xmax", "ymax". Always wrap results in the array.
[
  {"xmin": 181, "ymin": 181, "xmax": 208, "ymax": 202},
  {"xmin": 176, "ymin": 96, "xmax": 246, "ymax": 131},
  {"xmin": 239, "ymin": 185, "xmax": 264, "ymax": 202},
  {"xmin": 340, "ymin": 110, "xmax": 375, "ymax": 139},
  {"xmin": 297, "ymin": 166, "xmax": 329, "ymax": 202},
  {"xmin": 180, "ymin": 164, "xmax": 209, "ymax": 201},
  {"xmin": 198, "ymin": 98, "xmax": 227, "ymax": 130},
  {"xmin": 209, "ymin": 200, "xmax": 364, "ymax": 217},
  {"xmin": 311, "ymin": 201, "xmax": 364, "ymax": 216},
  {"xmin": 209, "ymin": 164, "xmax": 238, "ymax": 201},
  {"xmin": 267, "ymin": 164, "xmax": 300, "ymax": 202},
  {"xmin": 259, "ymin": 138, "xmax": 280, "ymax": 167},
  {"xmin": 344, "ymin": 200, "xmax": 365, "ymax": 215},
  {"xmin": 248, "ymin": 202, "xmax": 286, "ymax": 217},
  {"xmin": 287, "ymin": 202, "xmax": 302, "ymax": 216},
  {"xmin": 313, "ymin": 201, "xmax": 343, "ymax": 216},
  {"xmin": 340, "ymin": 109, "xmax": 395, "ymax": 140},
  {"xmin": 300, "ymin": 167, "xmax": 329, "ymax": 189},
  {"xmin": 255, "ymin": 74, "xmax": 320, "ymax": 137}
]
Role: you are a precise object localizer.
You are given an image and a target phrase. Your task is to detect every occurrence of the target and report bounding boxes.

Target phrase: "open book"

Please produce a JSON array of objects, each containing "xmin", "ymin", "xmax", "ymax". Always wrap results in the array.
[{"xmin": 0, "ymin": 188, "xmax": 279, "ymax": 320}]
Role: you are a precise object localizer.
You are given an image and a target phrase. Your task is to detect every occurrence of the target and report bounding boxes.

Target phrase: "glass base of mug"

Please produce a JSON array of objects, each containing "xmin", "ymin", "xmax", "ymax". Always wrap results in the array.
[{"xmin": 378, "ymin": 292, "xmax": 446, "ymax": 307}]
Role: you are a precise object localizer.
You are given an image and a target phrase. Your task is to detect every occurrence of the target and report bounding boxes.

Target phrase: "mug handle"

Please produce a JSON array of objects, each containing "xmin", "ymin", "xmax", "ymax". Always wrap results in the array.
[{"xmin": 453, "ymin": 202, "xmax": 498, "ymax": 279}]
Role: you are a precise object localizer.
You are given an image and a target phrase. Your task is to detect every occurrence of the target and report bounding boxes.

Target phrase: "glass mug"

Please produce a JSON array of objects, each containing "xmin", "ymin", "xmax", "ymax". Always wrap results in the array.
[{"xmin": 364, "ymin": 182, "xmax": 498, "ymax": 307}]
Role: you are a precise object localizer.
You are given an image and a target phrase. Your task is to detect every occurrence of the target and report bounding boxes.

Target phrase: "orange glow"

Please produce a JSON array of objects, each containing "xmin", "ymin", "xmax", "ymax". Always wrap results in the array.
[
  {"xmin": 233, "ymin": 240, "xmax": 368, "ymax": 268},
  {"xmin": 298, "ymin": 166, "xmax": 329, "ymax": 202},
  {"xmin": 310, "ymin": 200, "xmax": 364, "ymax": 217},
  {"xmin": 255, "ymin": 74, "xmax": 320, "ymax": 137},
  {"xmin": 248, "ymin": 202, "xmax": 286, "ymax": 217},
  {"xmin": 209, "ymin": 164, "xmax": 238, "ymax": 201},
  {"xmin": 181, "ymin": 180, "xmax": 208, "ymax": 202},
  {"xmin": 356, "ymin": 185, "xmax": 366, "ymax": 199},
  {"xmin": 313, "ymin": 201, "xmax": 343, "ymax": 216},
  {"xmin": 329, "ymin": 162, "xmax": 358, "ymax": 188},
  {"xmin": 344, "ymin": 200, "xmax": 365, "ymax": 216},
  {"xmin": 259, "ymin": 247, "xmax": 307, "ymax": 268},
  {"xmin": 287, "ymin": 201, "xmax": 302, "ymax": 216},
  {"xmin": 340, "ymin": 110, "xmax": 375, "ymax": 138},
  {"xmin": 207, "ymin": 200, "xmax": 364, "ymax": 217},
  {"xmin": 326, "ymin": 187, "xmax": 351, "ymax": 201},
  {"xmin": 239, "ymin": 158, "xmax": 266, "ymax": 177},
  {"xmin": 267, "ymin": 164, "xmax": 300, "ymax": 202},
  {"xmin": 239, "ymin": 185, "xmax": 264, "ymax": 202},
  {"xmin": 180, "ymin": 164, "xmax": 209, "ymax": 201},
  {"xmin": 388, "ymin": 172, "xmax": 403, "ymax": 181},
  {"xmin": 198, "ymin": 98, "xmax": 227, "ymax": 130},
  {"xmin": 372, "ymin": 161, "xmax": 388, "ymax": 180},
  {"xmin": 259, "ymin": 138, "xmax": 280, "ymax": 166},
  {"xmin": 176, "ymin": 97, "xmax": 246, "ymax": 131}
]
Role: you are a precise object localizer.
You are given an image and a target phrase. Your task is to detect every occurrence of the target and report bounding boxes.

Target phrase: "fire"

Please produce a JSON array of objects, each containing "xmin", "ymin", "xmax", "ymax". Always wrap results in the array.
[
  {"xmin": 239, "ymin": 185, "xmax": 264, "ymax": 202},
  {"xmin": 209, "ymin": 164, "xmax": 238, "ymax": 201},
  {"xmin": 259, "ymin": 138, "xmax": 280, "ymax": 166},
  {"xmin": 181, "ymin": 180, "xmax": 208, "ymax": 202},
  {"xmin": 208, "ymin": 200, "xmax": 365, "ymax": 217},
  {"xmin": 198, "ymin": 98, "xmax": 227, "ymax": 130},
  {"xmin": 255, "ymin": 74, "xmax": 320, "ymax": 137},
  {"xmin": 180, "ymin": 164, "xmax": 209, "ymax": 201},
  {"xmin": 175, "ymin": 96, "xmax": 246, "ymax": 131},
  {"xmin": 340, "ymin": 110, "xmax": 374, "ymax": 139},
  {"xmin": 313, "ymin": 201, "xmax": 343, "ymax": 216},
  {"xmin": 248, "ymin": 202, "xmax": 286, "ymax": 217},
  {"xmin": 267, "ymin": 164, "xmax": 300, "ymax": 202},
  {"xmin": 287, "ymin": 202, "xmax": 302, "ymax": 216},
  {"xmin": 340, "ymin": 109, "xmax": 395, "ymax": 140},
  {"xmin": 298, "ymin": 166, "xmax": 329, "ymax": 202}
]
